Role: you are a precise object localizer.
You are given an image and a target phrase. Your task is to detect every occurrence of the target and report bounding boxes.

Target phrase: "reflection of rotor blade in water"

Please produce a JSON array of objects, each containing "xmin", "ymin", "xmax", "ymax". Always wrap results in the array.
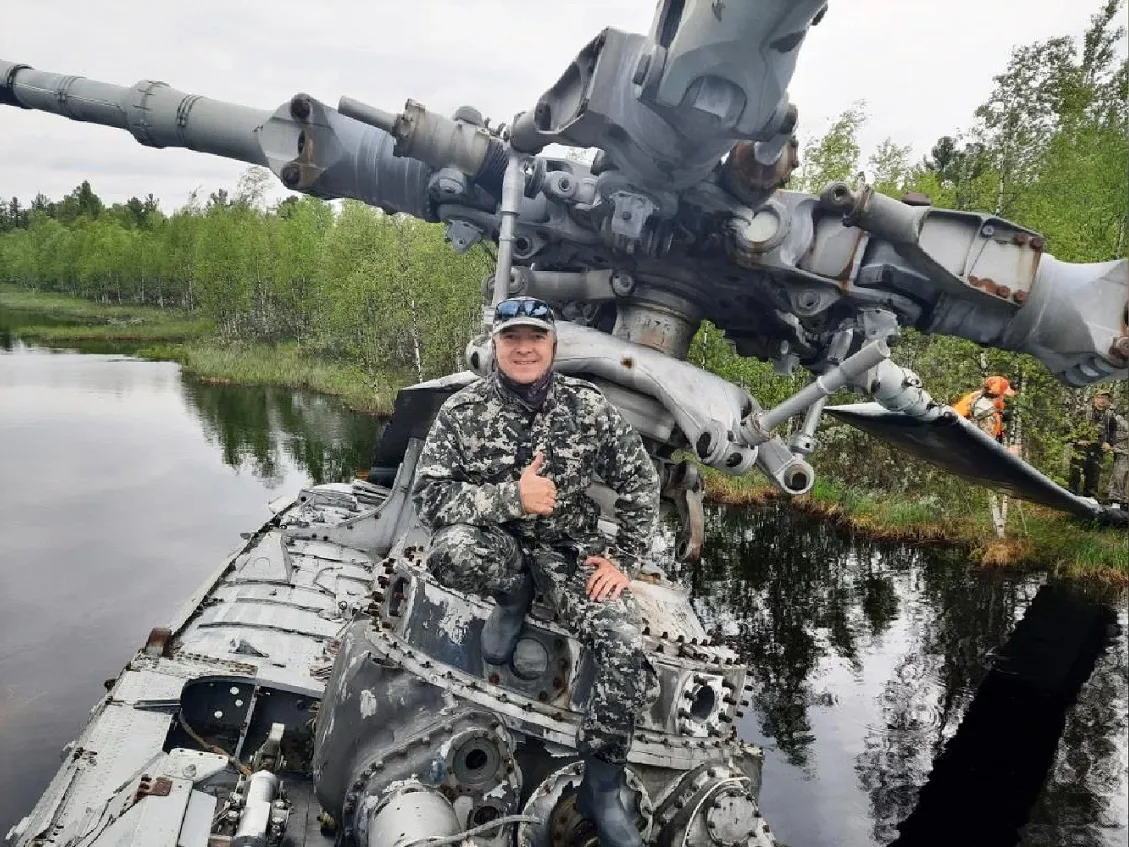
[
  {"xmin": 825, "ymin": 402, "xmax": 1128, "ymax": 526},
  {"xmin": 890, "ymin": 584, "xmax": 1118, "ymax": 847}
]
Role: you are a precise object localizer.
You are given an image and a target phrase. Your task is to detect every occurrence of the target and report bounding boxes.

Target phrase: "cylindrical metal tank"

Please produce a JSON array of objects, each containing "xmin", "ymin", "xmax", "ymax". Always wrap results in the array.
[
  {"xmin": 360, "ymin": 782, "xmax": 461, "ymax": 847},
  {"xmin": 233, "ymin": 770, "xmax": 280, "ymax": 847}
]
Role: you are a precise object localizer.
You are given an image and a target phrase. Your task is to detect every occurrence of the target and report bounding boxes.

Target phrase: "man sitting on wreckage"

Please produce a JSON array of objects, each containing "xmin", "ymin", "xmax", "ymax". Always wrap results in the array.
[{"xmin": 411, "ymin": 296, "xmax": 660, "ymax": 847}]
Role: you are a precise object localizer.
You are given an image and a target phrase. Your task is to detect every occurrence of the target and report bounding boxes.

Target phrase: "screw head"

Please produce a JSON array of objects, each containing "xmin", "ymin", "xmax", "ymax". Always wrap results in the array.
[
  {"xmin": 289, "ymin": 95, "xmax": 311, "ymax": 121},
  {"xmin": 280, "ymin": 163, "xmax": 301, "ymax": 187}
]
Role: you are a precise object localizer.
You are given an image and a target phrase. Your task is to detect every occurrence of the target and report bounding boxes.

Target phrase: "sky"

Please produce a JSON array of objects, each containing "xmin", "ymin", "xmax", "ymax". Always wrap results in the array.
[{"xmin": 0, "ymin": 0, "xmax": 1111, "ymax": 212}]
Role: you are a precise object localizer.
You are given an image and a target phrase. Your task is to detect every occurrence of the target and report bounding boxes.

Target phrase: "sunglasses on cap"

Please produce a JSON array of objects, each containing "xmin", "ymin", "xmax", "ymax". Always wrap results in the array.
[{"xmin": 492, "ymin": 297, "xmax": 556, "ymax": 333}]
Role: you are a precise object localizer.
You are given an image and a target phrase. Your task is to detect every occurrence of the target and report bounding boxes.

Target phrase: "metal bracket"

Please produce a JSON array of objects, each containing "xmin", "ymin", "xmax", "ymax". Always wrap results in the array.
[
  {"xmin": 672, "ymin": 487, "xmax": 705, "ymax": 564},
  {"xmin": 444, "ymin": 218, "xmax": 484, "ymax": 254}
]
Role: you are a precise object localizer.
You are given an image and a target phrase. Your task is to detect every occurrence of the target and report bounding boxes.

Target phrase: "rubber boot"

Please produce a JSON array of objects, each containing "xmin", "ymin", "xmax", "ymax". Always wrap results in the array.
[
  {"xmin": 481, "ymin": 571, "xmax": 534, "ymax": 665},
  {"xmin": 576, "ymin": 756, "xmax": 643, "ymax": 847}
]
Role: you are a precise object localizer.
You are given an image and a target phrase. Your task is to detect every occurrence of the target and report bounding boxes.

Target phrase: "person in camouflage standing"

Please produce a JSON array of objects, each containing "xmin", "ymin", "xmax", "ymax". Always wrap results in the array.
[
  {"xmin": 1069, "ymin": 390, "xmax": 1127, "ymax": 503},
  {"xmin": 1094, "ymin": 391, "xmax": 1128, "ymax": 508},
  {"xmin": 412, "ymin": 296, "xmax": 660, "ymax": 847}
]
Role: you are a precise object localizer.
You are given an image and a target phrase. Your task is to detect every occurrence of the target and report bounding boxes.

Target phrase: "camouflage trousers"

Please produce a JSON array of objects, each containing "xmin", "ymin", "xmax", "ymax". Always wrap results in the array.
[
  {"xmin": 1109, "ymin": 452, "xmax": 1128, "ymax": 504},
  {"xmin": 428, "ymin": 522, "xmax": 652, "ymax": 765},
  {"xmin": 1069, "ymin": 446, "xmax": 1104, "ymax": 498}
]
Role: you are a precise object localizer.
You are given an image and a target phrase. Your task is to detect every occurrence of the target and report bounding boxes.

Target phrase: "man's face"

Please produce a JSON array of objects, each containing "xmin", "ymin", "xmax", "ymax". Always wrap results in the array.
[
  {"xmin": 495, "ymin": 326, "xmax": 554, "ymax": 384},
  {"xmin": 1094, "ymin": 394, "xmax": 1111, "ymax": 411}
]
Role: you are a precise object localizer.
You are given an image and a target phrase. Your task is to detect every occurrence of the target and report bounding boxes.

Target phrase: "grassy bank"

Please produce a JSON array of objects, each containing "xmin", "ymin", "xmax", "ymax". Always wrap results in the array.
[
  {"xmin": 0, "ymin": 287, "xmax": 212, "ymax": 341},
  {"xmin": 139, "ymin": 341, "xmax": 402, "ymax": 415},
  {"xmin": 705, "ymin": 471, "xmax": 1129, "ymax": 588},
  {"xmin": 1, "ymin": 286, "xmax": 400, "ymax": 415}
]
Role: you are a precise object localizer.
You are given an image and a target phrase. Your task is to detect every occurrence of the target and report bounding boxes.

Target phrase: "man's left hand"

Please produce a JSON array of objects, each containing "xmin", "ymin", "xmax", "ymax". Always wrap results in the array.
[{"xmin": 583, "ymin": 555, "xmax": 629, "ymax": 602}]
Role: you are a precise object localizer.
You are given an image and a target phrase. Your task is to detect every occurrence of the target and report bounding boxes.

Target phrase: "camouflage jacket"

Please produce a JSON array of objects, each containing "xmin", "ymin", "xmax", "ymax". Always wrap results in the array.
[
  {"xmin": 1103, "ymin": 410, "xmax": 1129, "ymax": 455},
  {"xmin": 1071, "ymin": 408, "xmax": 1129, "ymax": 452},
  {"xmin": 412, "ymin": 372, "xmax": 661, "ymax": 577},
  {"xmin": 969, "ymin": 393, "xmax": 1003, "ymax": 439}
]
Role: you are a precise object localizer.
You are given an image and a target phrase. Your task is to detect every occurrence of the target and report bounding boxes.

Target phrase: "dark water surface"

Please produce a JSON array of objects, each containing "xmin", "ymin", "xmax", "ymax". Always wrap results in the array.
[{"xmin": 0, "ymin": 332, "xmax": 1125, "ymax": 846}]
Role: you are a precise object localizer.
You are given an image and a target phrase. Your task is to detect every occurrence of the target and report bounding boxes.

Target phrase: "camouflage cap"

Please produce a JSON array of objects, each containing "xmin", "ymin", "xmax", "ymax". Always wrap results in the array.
[{"xmin": 491, "ymin": 297, "xmax": 555, "ymax": 335}]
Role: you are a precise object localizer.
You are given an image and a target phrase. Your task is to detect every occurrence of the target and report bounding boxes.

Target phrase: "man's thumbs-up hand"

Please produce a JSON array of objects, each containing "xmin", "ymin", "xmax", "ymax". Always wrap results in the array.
[{"xmin": 519, "ymin": 451, "xmax": 557, "ymax": 516}]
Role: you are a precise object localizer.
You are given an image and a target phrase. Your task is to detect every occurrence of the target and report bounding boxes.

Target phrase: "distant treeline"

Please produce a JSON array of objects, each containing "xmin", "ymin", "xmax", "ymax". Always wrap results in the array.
[
  {"xmin": 1, "ymin": 1, "xmax": 1126, "ymax": 497},
  {"xmin": 0, "ymin": 172, "xmax": 491, "ymax": 383}
]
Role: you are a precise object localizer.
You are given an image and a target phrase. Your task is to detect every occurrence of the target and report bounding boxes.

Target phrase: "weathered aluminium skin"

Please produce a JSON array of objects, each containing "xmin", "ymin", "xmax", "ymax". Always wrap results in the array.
[{"xmin": 3, "ymin": 1, "xmax": 1127, "ymax": 846}]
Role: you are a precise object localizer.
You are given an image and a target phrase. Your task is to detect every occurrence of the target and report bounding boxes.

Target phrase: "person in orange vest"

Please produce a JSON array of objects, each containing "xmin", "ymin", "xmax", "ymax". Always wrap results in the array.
[{"xmin": 953, "ymin": 375, "xmax": 1016, "ymax": 444}]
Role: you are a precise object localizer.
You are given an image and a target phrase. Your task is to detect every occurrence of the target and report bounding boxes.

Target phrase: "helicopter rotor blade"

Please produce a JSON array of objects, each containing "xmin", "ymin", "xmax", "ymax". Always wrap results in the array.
[{"xmin": 824, "ymin": 402, "xmax": 1128, "ymax": 527}]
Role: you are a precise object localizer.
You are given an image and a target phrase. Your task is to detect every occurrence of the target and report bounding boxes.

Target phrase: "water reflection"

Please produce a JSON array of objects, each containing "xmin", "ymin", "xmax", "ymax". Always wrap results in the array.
[
  {"xmin": 691, "ymin": 504, "xmax": 936, "ymax": 768},
  {"xmin": 1022, "ymin": 612, "xmax": 1128, "ymax": 846},
  {"xmin": 182, "ymin": 379, "xmax": 384, "ymax": 487},
  {"xmin": 0, "ymin": 306, "xmax": 386, "ymax": 486},
  {"xmin": 890, "ymin": 584, "xmax": 1124, "ymax": 847},
  {"xmin": 859, "ymin": 549, "xmax": 1038, "ymax": 844},
  {"xmin": 694, "ymin": 503, "xmax": 1126, "ymax": 847},
  {"xmin": 0, "ymin": 304, "xmax": 110, "ymax": 353}
]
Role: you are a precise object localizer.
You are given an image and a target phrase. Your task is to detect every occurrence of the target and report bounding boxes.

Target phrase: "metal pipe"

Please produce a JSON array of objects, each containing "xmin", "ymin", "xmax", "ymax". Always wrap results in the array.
[
  {"xmin": 1, "ymin": 60, "xmax": 270, "ymax": 165},
  {"xmin": 338, "ymin": 95, "xmax": 398, "ymax": 133},
  {"xmin": 0, "ymin": 59, "xmax": 436, "ymax": 219},
  {"xmin": 516, "ymin": 268, "xmax": 620, "ymax": 302},
  {"xmin": 755, "ymin": 439, "xmax": 815, "ymax": 495},
  {"xmin": 789, "ymin": 395, "xmax": 828, "ymax": 457},
  {"xmin": 746, "ymin": 339, "xmax": 889, "ymax": 441},
  {"xmin": 491, "ymin": 153, "xmax": 528, "ymax": 310}
]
